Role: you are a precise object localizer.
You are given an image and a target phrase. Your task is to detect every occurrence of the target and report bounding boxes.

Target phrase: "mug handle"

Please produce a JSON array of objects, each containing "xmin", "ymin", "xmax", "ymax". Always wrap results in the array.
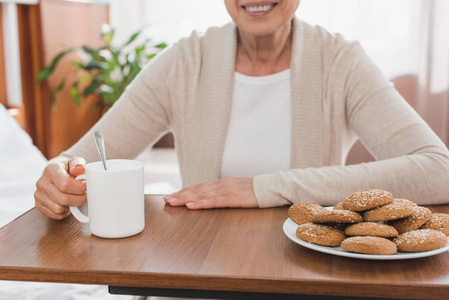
[{"xmin": 69, "ymin": 174, "xmax": 89, "ymax": 223}]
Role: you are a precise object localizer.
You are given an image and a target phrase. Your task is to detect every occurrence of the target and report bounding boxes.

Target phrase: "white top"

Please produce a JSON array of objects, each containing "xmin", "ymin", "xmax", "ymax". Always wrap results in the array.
[{"xmin": 220, "ymin": 69, "xmax": 291, "ymax": 178}]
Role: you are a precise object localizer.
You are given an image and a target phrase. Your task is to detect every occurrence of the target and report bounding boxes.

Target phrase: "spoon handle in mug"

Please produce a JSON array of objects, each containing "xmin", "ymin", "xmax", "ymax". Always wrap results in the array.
[{"xmin": 94, "ymin": 130, "xmax": 108, "ymax": 170}]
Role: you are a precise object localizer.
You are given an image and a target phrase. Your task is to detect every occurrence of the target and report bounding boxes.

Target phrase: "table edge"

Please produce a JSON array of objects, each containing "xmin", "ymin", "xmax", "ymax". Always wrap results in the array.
[{"xmin": 0, "ymin": 266, "xmax": 448, "ymax": 299}]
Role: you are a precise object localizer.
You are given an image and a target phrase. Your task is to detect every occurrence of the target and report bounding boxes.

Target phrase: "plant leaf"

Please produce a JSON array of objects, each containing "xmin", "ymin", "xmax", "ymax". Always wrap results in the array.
[
  {"xmin": 72, "ymin": 61, "xmax": 88, "ymax": 70},
  {"xmin": 154, "ymin": 43, "xmax": 167, "ymax": 49},
  {"xmin": 36, "ymin": 48, "xmax": 75, "ymax": 83},
  {"xmin": 50, "ymin": 77, "xmax": 68, "ymax": 109},
  {"xmin": 78, "ymin": 74, "xmax": 92, "ymax": 83},
  {"xmin": 82, "ymin": 45, "xmax": 100, "ymax": 60},
  {"xmin": 127, "ymin": 61, "xmax": 141, "ymax": 81},
  {"xmin": 71, "ymin": 82, "xmax": 80, "ymax": 106},
  {"xmin": 55, "ymin": 78, "xmax": 67, "ymax": 93},
  {"xmin": 73, "ymin": 60, "xmax": 107, "ymax": 71},
  {"xmin": 36, "ymin": 67, "xmax": 54, "ymax": 83},
  {"xmin": 135, "ymin": 44, "xmax": 146, "ymax": 56},
  {"xmin": 147, "ymin": 53, "xmax": 157, "ymax": 60},
  {"xmin": 123, "ymin": 30, "xmax": 140, "ymax": 47},
  {"xmin": 82, "ymin": 78, "xmax": 100, "ymax": 98}
]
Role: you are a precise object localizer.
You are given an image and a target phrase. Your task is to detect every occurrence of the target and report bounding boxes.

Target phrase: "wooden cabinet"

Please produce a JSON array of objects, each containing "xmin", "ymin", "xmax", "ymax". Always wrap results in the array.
[{"xmin": 18, "ymin": 0, "xmax": 108, "ymax": 158}]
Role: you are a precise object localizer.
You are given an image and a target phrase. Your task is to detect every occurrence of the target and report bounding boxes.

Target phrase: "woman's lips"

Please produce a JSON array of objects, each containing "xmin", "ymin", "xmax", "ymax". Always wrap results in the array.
[{"xmin": 242, "ymin": 2, "xmax": 278, "ymax": 17}]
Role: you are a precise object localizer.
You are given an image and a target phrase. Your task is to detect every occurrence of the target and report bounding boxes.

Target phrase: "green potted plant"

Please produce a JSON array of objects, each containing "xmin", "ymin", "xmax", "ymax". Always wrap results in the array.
[{"xmin": 37, "ymin": 24, "xmax": 167, "ymax": 112}]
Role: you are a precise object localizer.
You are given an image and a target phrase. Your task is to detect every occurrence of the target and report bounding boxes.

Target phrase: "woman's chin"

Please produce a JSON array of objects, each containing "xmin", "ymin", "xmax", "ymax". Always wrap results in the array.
[{"xmin": 239, "ymin": 23, "xmax": 285, "ymax": 38}]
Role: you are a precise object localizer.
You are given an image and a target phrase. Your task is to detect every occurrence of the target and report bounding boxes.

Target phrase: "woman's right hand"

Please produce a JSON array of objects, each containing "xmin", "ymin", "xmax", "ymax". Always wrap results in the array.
[{"xmin": 34, "ymin": 157, "xmax": 87, "ymax": 220}]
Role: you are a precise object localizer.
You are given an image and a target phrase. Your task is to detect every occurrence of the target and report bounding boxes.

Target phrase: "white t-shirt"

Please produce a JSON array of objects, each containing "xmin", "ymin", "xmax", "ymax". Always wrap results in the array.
[{"xmin": 220, "ymin": 69, "xmax": 291, "ymax": 178}]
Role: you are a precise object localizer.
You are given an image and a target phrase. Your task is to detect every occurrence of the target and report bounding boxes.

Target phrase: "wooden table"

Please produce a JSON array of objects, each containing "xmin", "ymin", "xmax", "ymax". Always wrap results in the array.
[{"xmin": 0, "ymin": 196, "xmax": 449, "ymax": 299}]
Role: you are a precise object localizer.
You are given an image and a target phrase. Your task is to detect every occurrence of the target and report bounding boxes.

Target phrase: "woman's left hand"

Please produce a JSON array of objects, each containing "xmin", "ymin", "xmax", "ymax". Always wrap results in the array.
[{"xmin": 163, "ymin": 177, "xmax": 258, "ymax": 209}]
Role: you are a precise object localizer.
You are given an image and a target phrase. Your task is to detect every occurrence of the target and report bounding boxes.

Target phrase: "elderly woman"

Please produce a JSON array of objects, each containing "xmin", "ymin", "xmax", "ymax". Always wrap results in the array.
[{"xmin": 35, "ymin": 0, "xmax": 449, "ymax": 219}]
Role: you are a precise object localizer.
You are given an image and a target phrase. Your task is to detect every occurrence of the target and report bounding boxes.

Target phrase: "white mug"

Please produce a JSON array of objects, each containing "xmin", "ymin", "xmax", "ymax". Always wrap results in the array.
[{"xmin": 69, "ymin": 159, "xmax": 145, "ymax": 238}]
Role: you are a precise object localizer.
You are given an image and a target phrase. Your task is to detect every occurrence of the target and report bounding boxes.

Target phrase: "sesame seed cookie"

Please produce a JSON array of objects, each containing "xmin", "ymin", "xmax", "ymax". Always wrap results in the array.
[
  {"xmin": 312, "ymin": 210, "xmax": 363, "ymax": 224},
  {"xmin": 420, "ymin": 213, "xmax": 449, "ymax": 235},
  {"xmin": 394, "ymin": 229, "xmax": 448, "ymax": 252},
  {"xmin": 363, "ymin": 199, "xmax": 417, "ymax": 222},
  {"xmin": 343, "ymin": 189, "xmax": 394, "ymax": 212},
  {"xmin": 288, "ymin": 203, "xmax": 326, "ymax": 225},
  {"xmin": 390, "ymin": 206, "xmax": 432, "ymax": 234},
  {"xmin": 345, "ymin": 222, "xmax": 398, "ymax": 238},
  {"xmin": 340, "ymin": 236, "xmax": 397, "ymax": 255},
  {"xmin": 333, "ymin": 202, "xmax": 345, "ymax": 210},
  {"xmin": 296, "ymin": 223, "xmax": 346, "ymax": 247}
]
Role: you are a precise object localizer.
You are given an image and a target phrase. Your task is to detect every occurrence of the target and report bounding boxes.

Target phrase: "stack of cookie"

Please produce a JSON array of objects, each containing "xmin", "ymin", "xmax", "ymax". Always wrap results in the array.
[{"xmin": 289, "ymin": 189, "xmax": 449, "ymax": 255}]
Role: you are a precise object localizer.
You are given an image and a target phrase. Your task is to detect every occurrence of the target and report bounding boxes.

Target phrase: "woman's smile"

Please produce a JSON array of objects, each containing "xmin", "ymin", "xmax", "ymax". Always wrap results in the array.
[
  {"xmin": 242, "ymin": 2, "xmax": 278, "ymax": 17},
  {"xmin": 225, "ymin": 0, "xmax": 298, "ymax": 36}
]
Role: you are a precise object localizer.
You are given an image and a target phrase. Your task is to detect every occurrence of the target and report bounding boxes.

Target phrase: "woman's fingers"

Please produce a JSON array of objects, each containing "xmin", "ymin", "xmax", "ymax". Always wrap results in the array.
[
  {"xmin": 34, "ymin": 187, "xmax": 70, "ymax": 218},
  {"xmin": 164, "ymin": 177, "xmax": 258, "ymax": 209},
  {"xmin": 164, "ymin": 181, "xmax": 223, "ymax": 206},
  {"xmin": 67, "ymin": 157, "xmax": 86, "ymax": 177},
  {"xmin": 35, "ymin": 157, "xmax": 87, "ymax": 220},
  {"xmin": 185, "ymin": 197, "xmax": 229, "ymax": 209},
  {"xmin": 35, "ymin": 194, "xmax": 71, "ymax": 220},
  {"xmin": 46, "ymin": 163, "xmax": 86, "ymax": 195},
  {"xmin": 35, "ymin": 175, "xmax": 86, "ymax": 215},
  {"xmin": 46, "ymin": 178, "xmax": 87, "ymax": 207}
]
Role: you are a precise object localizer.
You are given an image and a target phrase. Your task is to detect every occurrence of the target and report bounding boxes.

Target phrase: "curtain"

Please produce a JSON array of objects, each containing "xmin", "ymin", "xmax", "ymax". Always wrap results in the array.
[
  {"xmin": 109, "ymin": 0, "xmax": 231, "ymax": 46},
  {"xmin": 109, "ymin": 0, "xmax": 449, "ymax": 146},
  {"xmin": 414, "ymin": 0, "xmax": 449, "ymax": 143}
]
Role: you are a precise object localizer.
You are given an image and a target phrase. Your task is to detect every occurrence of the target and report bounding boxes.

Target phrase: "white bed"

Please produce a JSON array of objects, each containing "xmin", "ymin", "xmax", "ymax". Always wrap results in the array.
[{"xmin": 0, "ymin": 104, "xmax": 160, "ymax": 299}]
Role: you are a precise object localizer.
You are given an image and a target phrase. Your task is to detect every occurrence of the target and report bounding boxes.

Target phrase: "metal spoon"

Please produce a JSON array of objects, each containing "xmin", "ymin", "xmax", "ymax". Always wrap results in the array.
[{"xmin": 94, "ymin": 130, "xmax": 108, "ymax": 170}]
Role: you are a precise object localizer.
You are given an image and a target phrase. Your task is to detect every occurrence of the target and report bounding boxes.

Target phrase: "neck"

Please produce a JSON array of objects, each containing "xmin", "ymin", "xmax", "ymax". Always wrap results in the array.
[{"xmin": 236, "ymin": 21, "xmax": 292, "ymax": 76}]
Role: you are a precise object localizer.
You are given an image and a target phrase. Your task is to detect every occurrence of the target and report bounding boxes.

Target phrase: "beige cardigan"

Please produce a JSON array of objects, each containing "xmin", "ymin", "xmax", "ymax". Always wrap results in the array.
[{"xmin": 62, "ymin": 18, "xmax": 449, "ymax": 207}]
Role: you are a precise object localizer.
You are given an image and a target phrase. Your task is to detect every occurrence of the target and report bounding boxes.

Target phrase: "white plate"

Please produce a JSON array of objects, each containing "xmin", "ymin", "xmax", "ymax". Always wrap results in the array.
[{"xmin": 283, "ymin": 209, "xmax": 449, "ymax": 260}]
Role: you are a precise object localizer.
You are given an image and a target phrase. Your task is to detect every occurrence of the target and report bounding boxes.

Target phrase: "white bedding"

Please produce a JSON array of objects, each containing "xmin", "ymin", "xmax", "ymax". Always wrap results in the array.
[
  {"xmin": 0, "ymin": 105, "xmax": 45, "ymax": 228},
  {"xmin": 0, "ymin": 104, "xmax": 134, "ymax": 299},
  {"xmin": 0, "ymin": 282, "xmax": 132, "ymax": 300}
]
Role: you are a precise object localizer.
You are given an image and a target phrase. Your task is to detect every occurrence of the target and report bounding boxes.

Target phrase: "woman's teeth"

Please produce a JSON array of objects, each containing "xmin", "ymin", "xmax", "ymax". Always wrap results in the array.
[{"xmin": 245, "ymin": 4, "xmax": 274, "ymax": 13}]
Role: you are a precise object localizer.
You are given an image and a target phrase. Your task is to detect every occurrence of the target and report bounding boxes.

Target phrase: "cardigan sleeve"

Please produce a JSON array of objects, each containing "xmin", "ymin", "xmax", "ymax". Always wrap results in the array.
[
  {"xmin": 253, "ymin": 42, "xmax": 449, "ymax": 208},
  {"xmin": 58, "ymin": 44, "xmax": 177, "ymax": 163}
]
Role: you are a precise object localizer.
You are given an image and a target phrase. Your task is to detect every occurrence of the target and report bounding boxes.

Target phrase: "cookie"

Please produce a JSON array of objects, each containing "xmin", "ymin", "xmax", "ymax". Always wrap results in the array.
[
  {"xmin": 363, "ymin": 199, "xmax": 416, "ymax": 222},
  {"xmin": 420, "ymin": 213, "xmax": 449, "ymax": 235},
  {"xmin": 296, "ymin": 223, "xmax": 345, "ymax": 247},
  {"xmin": 345, "ymin": 222, "xmax": 398, "ymax": 238},
  {"xmin": 394, "ymin": 229, "xmax": 448, "ymax": 252},
  {"xmin": 333, "ymin": 202, "xmax": 345, "ymax": 210},
  {"xmin": 390, "ymin": 206, "xmax": 432, "ymax": 234},
  {"xmin": 288, "ymin": 203, "xmax": 326, "ymax": 225},
  {"xmin": 343, "ymin": 189, "xmax": 394, "ymax": 212},
  {"xmin": 312, "ymin": 210, "xmax": 363, "ymax": 224},
  {"xmin": 340, "ymin": 236, "xmax": 397, "ymax": 255}
]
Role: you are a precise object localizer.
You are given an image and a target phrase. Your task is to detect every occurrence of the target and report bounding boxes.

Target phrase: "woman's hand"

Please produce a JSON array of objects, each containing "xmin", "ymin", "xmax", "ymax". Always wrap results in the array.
[
  {"xmin": 34, "ymin": 157, "xmax": 87, "ymax": 220},
  {"xmin": 163, "ymin": 177, "xmax": 258, "ymax": 209}
]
